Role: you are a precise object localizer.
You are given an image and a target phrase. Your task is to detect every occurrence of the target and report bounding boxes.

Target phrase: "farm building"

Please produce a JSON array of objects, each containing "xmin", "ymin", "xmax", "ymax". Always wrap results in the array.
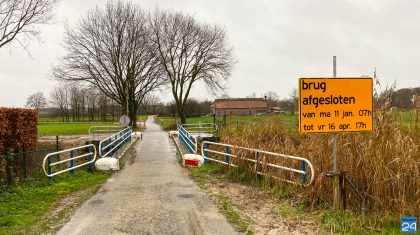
[{"xmin": 211, "ymin": 98, "xmax": 268, "ymax": 116}]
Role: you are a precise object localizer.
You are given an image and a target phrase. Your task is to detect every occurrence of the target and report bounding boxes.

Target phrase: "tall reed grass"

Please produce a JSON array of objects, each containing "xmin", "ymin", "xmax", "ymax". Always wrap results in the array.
[{"xmin": 220, "ymin": 97, "xmax": 419, "ymax": 219}]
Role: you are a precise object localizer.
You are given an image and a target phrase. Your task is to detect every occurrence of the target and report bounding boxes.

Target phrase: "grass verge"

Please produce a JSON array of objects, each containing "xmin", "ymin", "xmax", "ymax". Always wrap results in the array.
[
  {"xmin": 0, "ymin": 171, "xmax": 111, "ymax": 234},
  {"xmin": 214, "ymin": 194, "xmax": 253, "ymax": 234}
]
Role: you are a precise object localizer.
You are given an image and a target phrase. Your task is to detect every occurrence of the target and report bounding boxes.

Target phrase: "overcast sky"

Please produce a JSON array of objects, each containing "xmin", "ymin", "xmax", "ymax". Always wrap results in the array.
[{"xmin": 1, "ymin": 0, "xmax": 419, "ymax": 107}]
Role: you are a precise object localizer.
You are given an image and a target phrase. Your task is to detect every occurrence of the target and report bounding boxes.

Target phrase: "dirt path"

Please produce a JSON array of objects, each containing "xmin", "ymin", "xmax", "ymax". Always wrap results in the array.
[{"xmin": 57, "ymin": 116, "xmax": 237, "ymax": 235}]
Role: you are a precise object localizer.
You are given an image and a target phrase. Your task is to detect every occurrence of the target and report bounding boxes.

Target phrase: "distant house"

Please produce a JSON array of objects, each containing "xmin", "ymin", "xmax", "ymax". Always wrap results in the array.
[{"xmin": 211, "ymin": 98, "xmax": 268, "ymax": 116}]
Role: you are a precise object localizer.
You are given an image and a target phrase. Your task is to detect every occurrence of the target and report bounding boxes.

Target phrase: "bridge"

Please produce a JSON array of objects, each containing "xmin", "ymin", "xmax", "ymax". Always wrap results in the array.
[
  {"xmin": 55, "ymin": 116, "xmax": 237, "ymax": 234},
  {"xmin": 43, "ymin": 116, "xmax": 314, "ymax": 234}
]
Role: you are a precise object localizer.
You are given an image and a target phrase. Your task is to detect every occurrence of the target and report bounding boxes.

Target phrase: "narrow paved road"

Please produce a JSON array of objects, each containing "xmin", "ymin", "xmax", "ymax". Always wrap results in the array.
[{"xmin": 58, "ymin": 116, "xmax": 236, "ymax": 235}]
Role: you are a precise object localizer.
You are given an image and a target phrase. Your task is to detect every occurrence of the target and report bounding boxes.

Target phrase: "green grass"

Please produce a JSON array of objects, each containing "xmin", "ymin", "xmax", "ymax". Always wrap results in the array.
[
  {"xmin": 319, "ymin": 210, "xmax": 404, "ymax": 234},
  {"xmin": 392, "ymin": 110, "xmax": 419, "ymax": 131},
  {"xmin": 136, "ymin": 115, "xmax": 149, "ymax": 122},
  {"xmin": 0, "ymin": 171, "xmax": 111, "ymax": 234},
  {"xmin": 155, "ymin": 116, "xmax": 179, "ymax": 130},
  {"xmin": 155, "ymin": 114, "xmax": 298, "ymax": 131},
  {"xmin": 40, "ymin": 115, "xmax": 151, "ymax": 123},
  {"xmin": 37, "ymin": 123, "xmax": 122, "ymax": 136},
  {"xmin": 214, "ymin": 194, "xmax": 253, "ymax": 234},
  {"xmin": 39, "ymin": 116, "xmax": 118, "ymax": 123},
  {"xmin": 189, "ymin": 163, "xmax": 225, "ymax": 189}
]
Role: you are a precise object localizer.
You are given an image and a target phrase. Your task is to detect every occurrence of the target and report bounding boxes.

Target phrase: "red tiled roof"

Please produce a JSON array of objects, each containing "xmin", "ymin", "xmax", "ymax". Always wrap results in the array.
[{"xmin": 213, "ymin": 98, "xmax": 268, "ymax": 109}]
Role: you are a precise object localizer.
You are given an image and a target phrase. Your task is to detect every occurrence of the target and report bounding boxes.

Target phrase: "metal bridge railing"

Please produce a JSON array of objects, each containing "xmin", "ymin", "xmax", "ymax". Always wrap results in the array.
[
  {"xmin": 201, "ymin": 141, "xmax": 315, "ymax": 186},
  {"xmin": 88, "ymin": 126, "xmax": 124, "ymax": 135},
  {"xmin": 42, "ymin": 144, "xmax": 96, "ymax": 177},
  {"xmin": 178, "ymin": 125, "xmax": 198, "ymax": 153},
  {"xmin": 99, "ymin": 126, "xmax": 132, "ymax": 158},
  {"xmin": 181, "ymin": 123, "xmax": 218, "ymax": 134}
]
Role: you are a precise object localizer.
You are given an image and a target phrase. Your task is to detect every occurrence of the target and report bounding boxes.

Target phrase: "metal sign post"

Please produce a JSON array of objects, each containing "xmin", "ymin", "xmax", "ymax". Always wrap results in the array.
[
  {"xmin": 298, "ymin": 56, "xmax": 373, "ymax": 210},
  {"xmin": 332, "ymin": 56, "xmax": 340, "ymax": 210}
]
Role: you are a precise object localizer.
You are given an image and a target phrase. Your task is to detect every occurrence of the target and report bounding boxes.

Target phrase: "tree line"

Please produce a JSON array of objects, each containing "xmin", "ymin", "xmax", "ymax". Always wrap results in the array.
[
  {"xmin": 390, "ymin": 87, "xmax": 420, "ymax": 109},
  {"xmin": 27, "ymin": 85, "xmax": 214, "ymax": 121}
]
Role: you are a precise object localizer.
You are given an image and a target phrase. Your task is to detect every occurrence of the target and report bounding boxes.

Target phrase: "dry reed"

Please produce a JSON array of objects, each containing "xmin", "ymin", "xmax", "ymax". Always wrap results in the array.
[{"xmin": 220, "ymin": 105, "xmax": 419, "ymax": 218}]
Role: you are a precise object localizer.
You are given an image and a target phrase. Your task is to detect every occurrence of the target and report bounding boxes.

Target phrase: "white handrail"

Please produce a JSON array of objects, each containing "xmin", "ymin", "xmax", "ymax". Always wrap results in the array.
[
  {"xmin": 178, "ymin": 125, "xmax": 198, "ymax": 153},
  {"xmin": 88, "ymin": 126, "xmax": 124, "ymax": 135},
  {"xmin": 42, "ymin": 144, "xmax": 97, "ymax": 177},
  {"xmin": 99, "ymin": 126, "xmax": 132, "ymax": 158},
  {"xmin": 201, "ymin": 141, "xmax": 315, "ymax": 186}
]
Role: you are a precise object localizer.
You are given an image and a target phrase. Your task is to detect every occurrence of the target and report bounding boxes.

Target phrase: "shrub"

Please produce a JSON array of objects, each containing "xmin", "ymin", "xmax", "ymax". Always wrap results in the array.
[
  {"xmin": 0, "ymin": 108, "xmax": 38, "ymax": 153},
  {"xmin": 0, "ymin": 108, "xmax": 38, "ymax": 186}
]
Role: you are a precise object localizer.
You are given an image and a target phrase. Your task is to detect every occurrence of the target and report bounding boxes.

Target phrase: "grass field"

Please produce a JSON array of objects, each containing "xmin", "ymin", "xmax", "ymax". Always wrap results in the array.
[
  {"xmin": 0, "ymin": 171, "xmax": 111, "ymax": 234},
  {"xmin": 392, "ymin": 110, "xmax": 419, "ymax": 131},
  {"xmin": 39, "ymin": 116, "xmax": 118, "ymax": 123},
  {"xmin": 136, "ymin": 115, "xmax": 149, "ymax": 122},
  {"xmin": 39, "ymin": 115, "xmax": 150, "ymax": 123},
  {"xmin": 156, "ymin": 114, "xmax": 298, "ymax": 131},
  {"xmin": 38, "ymin": 123, "xmax": 122, "ymax": 136}
]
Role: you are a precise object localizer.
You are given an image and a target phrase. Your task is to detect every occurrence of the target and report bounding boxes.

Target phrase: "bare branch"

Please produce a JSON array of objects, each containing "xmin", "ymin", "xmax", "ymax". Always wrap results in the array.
[{"xmin": 0, "ymin": 0, "xmax": 57, "ymax": 49}]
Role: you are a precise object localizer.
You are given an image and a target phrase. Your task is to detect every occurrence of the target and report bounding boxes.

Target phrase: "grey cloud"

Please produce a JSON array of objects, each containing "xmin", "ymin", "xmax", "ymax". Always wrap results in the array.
[{"xmin": 0, "ymin": 0, "xmax": 418, "ymax": 107}]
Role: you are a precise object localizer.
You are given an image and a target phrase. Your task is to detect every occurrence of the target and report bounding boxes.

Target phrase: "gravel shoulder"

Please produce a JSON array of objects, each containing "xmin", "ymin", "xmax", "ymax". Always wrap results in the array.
[{"xmin": 190, "ymin": 171, "xmax": 320, "ymax": 235}]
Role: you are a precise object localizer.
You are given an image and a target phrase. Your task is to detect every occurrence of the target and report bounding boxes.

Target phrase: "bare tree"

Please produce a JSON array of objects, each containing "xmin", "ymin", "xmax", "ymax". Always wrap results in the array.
[
  {"xmin": 141, "ymin": 93, "xmax": 161, "ymax": 114},
  {"xmin": 289, "ymin": 88, "xmax": 298, "ymax": 115},
  {"xmin": 264, "ymin": 91, "xmax": 279, "ymax": 107},
  {"xmin": 53, "ymin": 1, "xmax": 164, "ymax": 127},
  {"xmin": 26, "ymin": 91, "xmax": 47, "ymax": 109},
  {"xmin": 0, "ymin": 0, "xmax": 57, "ymax": 50},
  {"xmin": 184, "ymin": 98, "xmax": 200, "ymax": 117},
  {"xmin": 50, "ymin": 83, "xmax": 69, "ymax": 121},
  {"xmin": 167, "ymin": 101, "xmax": 177, "ymax": 117},
  {"xmin": 86, "ymin": 88, "xmax": 99, "ymax": 121},
  {"xmin": 149, "ymin": 10, "xmax": 235, "ymax": 124}
]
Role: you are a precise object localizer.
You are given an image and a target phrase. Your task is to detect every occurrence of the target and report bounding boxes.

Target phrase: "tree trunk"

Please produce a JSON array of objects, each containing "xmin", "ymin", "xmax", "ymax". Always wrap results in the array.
[
  {"xmin": 128, "ymin": 92, "xmax": 137, "ymax": 128},
  {"xmin": 177, "ymin": 104, "xmax": 186, "ymax": 124},
  {"xmin": 81, "ymin": 96, "xmax": 85, "ymax": 122}
]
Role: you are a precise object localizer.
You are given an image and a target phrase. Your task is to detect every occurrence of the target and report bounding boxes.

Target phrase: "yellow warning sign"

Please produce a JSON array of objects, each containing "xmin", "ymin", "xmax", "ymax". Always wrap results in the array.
[{"xmin": 298, "ymin": 78, "xmax": 373, "ymax": 133}]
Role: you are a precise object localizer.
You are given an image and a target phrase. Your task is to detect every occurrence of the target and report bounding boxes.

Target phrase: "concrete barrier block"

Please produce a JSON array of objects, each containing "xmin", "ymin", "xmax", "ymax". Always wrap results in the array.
[{"xmin": 95, "ymin": 157, "xmax": 120, "ymax": 171}]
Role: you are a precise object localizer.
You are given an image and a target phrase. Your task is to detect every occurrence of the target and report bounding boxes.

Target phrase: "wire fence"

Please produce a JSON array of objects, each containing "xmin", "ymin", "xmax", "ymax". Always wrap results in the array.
[
  {"xmin": 0, "ymin": 137, "xmax": 65, "ymax": 189},
  {"xmin": 0, "ymin": 147, "xmax": 59, "ymax": 188}
]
